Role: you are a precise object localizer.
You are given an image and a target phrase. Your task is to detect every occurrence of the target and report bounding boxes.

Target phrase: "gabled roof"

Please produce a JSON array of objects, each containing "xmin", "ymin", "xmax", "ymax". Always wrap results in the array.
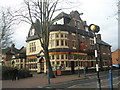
[
  {"xmin": 19, "ymin": 47, "xmax": 26, "ymax": 54},
  {"xmin": 53, "ymin": 12, "xmax": 71, "ymax": 21},
  {"xmin": 12, "ymin": 47, "xmax": 26, "ymax": 59},
  {"xmin": 26, "ymin": 11, "xmax": 111, "ymax": 48},
  {"xmin": 28, "ymin": 19, "xmax": 41, "ymax": 38},
  {"xmin": 49, "ymin": 25, "xmax": 94, "ymax": 38},
  {"xmin": 2, "ymin": 46, "xmax": 19, "ymax": 55},
  {"xmin": 97, "ymin": 39, "xmax": 111, "ymax": 47},
  {"xmin": 112, "ymin": 49, "xmax": 120, "ymax": 53}
]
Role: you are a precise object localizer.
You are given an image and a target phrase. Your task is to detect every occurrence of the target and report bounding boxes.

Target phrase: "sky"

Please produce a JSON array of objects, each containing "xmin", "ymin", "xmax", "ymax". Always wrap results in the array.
[{"xmin": 0, "ymin": 0, "xmax": 118, "ymax": 52}]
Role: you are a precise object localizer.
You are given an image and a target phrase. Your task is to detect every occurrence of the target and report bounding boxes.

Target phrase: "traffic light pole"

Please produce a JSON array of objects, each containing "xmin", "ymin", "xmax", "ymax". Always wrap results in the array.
[{"xmin": 94, "ymin": 33, "xmax": 101, "ymax": 90}]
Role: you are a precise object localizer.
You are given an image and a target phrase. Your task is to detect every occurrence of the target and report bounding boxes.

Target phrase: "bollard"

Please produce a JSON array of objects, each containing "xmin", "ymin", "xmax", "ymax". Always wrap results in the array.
[
  {"xmin": 109, "ymin": 69, "xmax": 113, "ymax": 90},
  {"xmin": 84, "ymin": 67, "xmax": 86, "ymax": 77},
  {"xmin": 47, "ymin": 69, "xmax": 51, "ymax": 84}
]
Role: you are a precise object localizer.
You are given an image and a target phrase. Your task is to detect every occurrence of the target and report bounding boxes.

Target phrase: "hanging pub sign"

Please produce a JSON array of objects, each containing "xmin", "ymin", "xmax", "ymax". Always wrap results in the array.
[{"xmin": 80, "ymin": 42, "xmax": 85, "ymax": 50}]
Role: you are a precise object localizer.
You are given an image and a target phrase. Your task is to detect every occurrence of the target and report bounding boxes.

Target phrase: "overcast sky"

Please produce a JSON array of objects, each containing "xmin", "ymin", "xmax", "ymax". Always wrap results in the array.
[{"xmin": 0, "ymin": 0, "xmax": 118, "ymax": 52}]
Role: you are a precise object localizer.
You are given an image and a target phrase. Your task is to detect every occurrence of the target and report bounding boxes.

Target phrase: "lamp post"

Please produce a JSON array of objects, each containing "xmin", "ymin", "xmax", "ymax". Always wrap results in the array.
[{"xmin": 88, "ymin": 24, "xmax": 101, "ymax": 90}]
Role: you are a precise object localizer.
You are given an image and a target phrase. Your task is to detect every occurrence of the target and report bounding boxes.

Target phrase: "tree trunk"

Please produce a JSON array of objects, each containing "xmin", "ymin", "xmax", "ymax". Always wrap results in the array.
[{"xmin": 44, "ymin": 47, "xmax": 55, "ymax": 78}]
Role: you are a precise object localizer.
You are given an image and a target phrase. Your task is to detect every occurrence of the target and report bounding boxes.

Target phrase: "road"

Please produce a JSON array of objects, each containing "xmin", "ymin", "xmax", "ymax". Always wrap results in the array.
[{"xmin": 38, "ymin": 69, "xmax": 120, "ymax": 89}]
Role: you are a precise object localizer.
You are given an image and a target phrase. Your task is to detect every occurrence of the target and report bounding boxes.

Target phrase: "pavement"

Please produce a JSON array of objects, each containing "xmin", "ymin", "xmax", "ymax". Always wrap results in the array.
[
  {"xmin": 2, "ymin": 70, "xmax": 119, "ymax": 89},
  {"xmin": 2, "ymin": 72, "xmax": 89, "ymax": 88}
]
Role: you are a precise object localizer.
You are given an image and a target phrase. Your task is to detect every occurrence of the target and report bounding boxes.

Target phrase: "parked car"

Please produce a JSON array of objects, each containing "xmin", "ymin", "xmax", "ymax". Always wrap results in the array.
[{"xmin": 112, "ymin": 64, "xmax": 120, "ymax": 68}]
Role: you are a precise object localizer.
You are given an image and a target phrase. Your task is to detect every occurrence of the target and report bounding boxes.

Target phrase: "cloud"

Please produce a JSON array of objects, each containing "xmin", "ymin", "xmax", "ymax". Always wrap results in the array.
[
  {"xmin": 12, "ymin": 23, "xmax": 30, "ymax": 49},
  {"xmin": 78, "ymin": 0, "xmax": 118, "ymax": 51},
  {"xmin": 1, "ymin": 0, "xmax": 117, "ymax": 52}
]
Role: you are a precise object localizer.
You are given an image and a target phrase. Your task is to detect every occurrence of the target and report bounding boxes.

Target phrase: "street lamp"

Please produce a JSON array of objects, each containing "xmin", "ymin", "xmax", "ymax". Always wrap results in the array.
[{"xmin": 88, "ymin": 24, "xmax": 101, "ymax": 90}]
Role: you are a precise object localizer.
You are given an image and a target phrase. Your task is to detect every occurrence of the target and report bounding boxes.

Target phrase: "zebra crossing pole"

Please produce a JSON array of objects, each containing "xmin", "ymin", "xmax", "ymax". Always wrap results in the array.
[
  {"xmin": 88, "ymin": 24, "xmax": 101, "ymax": 90},
  {"xmin": 94, "ymin": 33, "xmax": 101, "ymax": 90}
]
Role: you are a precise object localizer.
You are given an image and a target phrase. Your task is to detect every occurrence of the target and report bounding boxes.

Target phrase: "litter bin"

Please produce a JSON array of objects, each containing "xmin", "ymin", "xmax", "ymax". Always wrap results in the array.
[{"xmin": 57, "ymin": 69, "xmax": 62, "ymax": 76}]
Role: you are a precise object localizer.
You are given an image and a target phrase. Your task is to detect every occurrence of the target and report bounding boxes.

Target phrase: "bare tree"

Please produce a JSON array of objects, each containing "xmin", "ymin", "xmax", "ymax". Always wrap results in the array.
[
  {"xmin": 15, "ymin": 0, "xmax": 62, "ymax": 78},
  {"xmin": 0, "ymin": 9, "xmax": 15, "ymax": 49}
]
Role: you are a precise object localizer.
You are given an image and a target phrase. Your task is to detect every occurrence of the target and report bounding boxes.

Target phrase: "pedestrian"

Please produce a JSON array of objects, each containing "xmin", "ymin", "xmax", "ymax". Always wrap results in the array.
[{"xmin": 12, "ymin": 67, "xmax": 19, "ymax": 81}]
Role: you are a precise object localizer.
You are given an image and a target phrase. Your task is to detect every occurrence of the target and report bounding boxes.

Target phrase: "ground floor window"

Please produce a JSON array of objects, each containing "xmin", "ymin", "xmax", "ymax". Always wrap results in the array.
[
  {"xmin": 28, "ymin": 63, "xmax": 37, "ymax": 69},
  {"xmin": 91, "ymin": 61, "xmax": 94, "ymax": 67},
  {"xmin": 52, "ymin": 62, "xmax": 55, "ymax": 65},
  {"xmin": 20, "ymin": 64, "xmax": 23, "ymax": 69},
  {"xmin": 57, "ymin": 61, "xmax": 60, "ymax": 65},
  {"xmin": 50, "ymin": 54, "xmax": 68, "ymax": 61}
]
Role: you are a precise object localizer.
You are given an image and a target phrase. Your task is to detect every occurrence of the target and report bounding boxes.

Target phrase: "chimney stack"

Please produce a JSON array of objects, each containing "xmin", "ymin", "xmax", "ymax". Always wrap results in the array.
[
  {"xmin": 11, "ymin": 44, "xmax": 15, "ymax": 52},
  {"xmin": 97, "ymin": 34, "xmax": 101, "ymax": 40}
]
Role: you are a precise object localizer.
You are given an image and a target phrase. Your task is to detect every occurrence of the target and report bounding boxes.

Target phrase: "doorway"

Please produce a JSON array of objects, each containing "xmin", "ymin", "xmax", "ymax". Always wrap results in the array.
[{"xmin": 71, "ymin": 61, "xmax": 75, "ymax": 74}]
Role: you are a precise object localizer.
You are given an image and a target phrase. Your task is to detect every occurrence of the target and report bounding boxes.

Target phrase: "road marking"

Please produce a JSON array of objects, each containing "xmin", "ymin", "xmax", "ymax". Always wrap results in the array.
[
  {"xmin": 68, "ymin": 82, "xmax": 97, "ymax": 88},
  {"xmin": 101, "ymin": 77, "xmax": 120, "ymax": 88},
  {"xmin": 101, "ymin": 76, "xmax": 120, "ymax": 82},
  {"xmin": 68, "ymin": 76, "xmax": 120, "ymax": 88},
  {"xmin": 101, "ymin": 81, "xmax": 120, "ymax": 88}
]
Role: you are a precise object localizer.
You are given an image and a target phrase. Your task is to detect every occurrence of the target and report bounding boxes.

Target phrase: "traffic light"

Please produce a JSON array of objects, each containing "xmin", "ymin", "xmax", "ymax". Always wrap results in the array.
[
  {"xmin": 39, "ymin": 57, "xmax": 44, "ymax": 63},
  {"xmin": 88, "ymin": 24, "xmax": 100, "ymax": 33}
]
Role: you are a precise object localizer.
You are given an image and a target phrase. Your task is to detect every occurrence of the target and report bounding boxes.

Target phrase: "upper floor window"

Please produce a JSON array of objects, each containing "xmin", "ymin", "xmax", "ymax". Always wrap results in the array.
[
  {"xmin": 50, "ymin": 33, "xmax": 68, "ymax": 47},
  {"xmin": 61, "ymin": 33, "xmax": 64, "ymax": 38},
  {"xmin": 56, "ymin": 40, "xmax": 59, "ymax": 46},
  {"xmin": 51, "ymin": 40, "xmax": 55, "ymax": 47},
  {"xmin": 90, "ymin": 40, "xmax": 94, "ymax": 45},
  {"xmin": 51, "ymin": 34, "xmax": 55, "ymax": 39},
  {"xmin": 72, "ymin": 41, "xmax": 76, "ymax": 47},
  {"xmin": 75, "ymin": 21, "xmax": 80, "ymax": 29},
  {"xmin": 61, "ymin": 40, "xmax": 64, "ymax": 46},
  {"xmin": 65, "ymin": 34, "xmax": 67, "ymax": 38},
  {"xmin": 65, "ymin": 40, "xmax": 68, "ymax": 46},
  {"xmin": 30, "ymin": 29, "xmax": 35, "ymax": 36},
  {"xmin": 29, "ymin": 42, "xmax": 36, "ymax": 52},
  {"xmin": 56, "ymin": 33, "xmax": 59, "ymax": 38}
]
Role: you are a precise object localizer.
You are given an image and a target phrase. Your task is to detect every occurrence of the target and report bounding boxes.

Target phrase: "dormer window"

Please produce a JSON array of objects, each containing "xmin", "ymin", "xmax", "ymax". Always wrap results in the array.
[
  {"xmin": 85, "ymin": 26, "xmax": 89, "ymax": 32},
  {"xmin": 30, "ymin": 29, "xmax": 35, "ymax": 36},
  {"xmin": 75, "ymin": 21, "xmax": 80, "ymax": 29}
]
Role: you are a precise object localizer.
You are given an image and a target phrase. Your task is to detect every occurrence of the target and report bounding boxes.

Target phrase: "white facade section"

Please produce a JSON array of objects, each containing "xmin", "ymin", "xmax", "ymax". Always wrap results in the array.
[
  {"xmin": 54, "ymin": 18, "xmax": 64, "ymax": 25},
  {"xmin": 96, "ymin": 64, "xmax": 99, "ymax": 71},
  {"xmin": 30, "ymin": 29, "xmax": 35, "ymax": 36},
  {"xmin": 95, "ymin": 50, "xmax": 98, "ymax": 57},
  {"xmin": 94, "ymin": 36, "xmax": 97, "ymax": 44},
  {"xmin": 26, "ymin": 39, "xmax": 42, "ymax": 56}
]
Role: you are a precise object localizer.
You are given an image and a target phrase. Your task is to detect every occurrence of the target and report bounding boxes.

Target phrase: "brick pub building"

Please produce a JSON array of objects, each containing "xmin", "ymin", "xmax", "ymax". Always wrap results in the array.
[{"xmin": 24, "ymin": 10, "xmax": 112, "ymax": 73}]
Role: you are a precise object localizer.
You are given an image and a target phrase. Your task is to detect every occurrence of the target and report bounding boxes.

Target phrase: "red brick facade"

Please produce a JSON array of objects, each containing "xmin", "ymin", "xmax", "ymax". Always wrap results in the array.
[{"xmin": 112, "ymin": 49, "xmax": 120, "ymax": 64}]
